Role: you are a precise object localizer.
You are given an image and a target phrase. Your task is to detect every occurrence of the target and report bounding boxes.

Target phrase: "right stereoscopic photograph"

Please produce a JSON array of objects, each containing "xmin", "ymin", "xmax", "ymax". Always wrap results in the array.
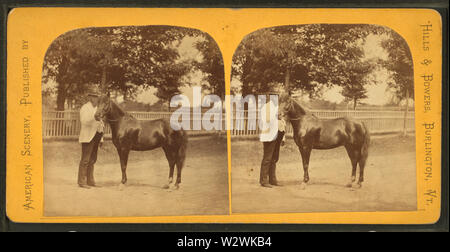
[{"xmin": 230, "ymin": 24, "xmax": 417, "ymax": 214}]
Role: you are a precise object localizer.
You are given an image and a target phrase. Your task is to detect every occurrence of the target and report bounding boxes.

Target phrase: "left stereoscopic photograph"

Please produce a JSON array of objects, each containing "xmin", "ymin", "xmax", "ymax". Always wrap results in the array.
[{"xmin": 42, "ymin": 26, "xmax": 229, "ymax": 217}]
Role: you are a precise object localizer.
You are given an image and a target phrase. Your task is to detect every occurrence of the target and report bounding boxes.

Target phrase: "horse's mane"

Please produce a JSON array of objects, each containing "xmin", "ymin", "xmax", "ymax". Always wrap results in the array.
[
  {"xmin": 110, "ymin": 100, "xmax": 135, "ymax": 120},
  {"xmin": 290, "ymin": 98, "xmax": 306, "ymax": 115},
  {"xmin": 290, "ymin": 98, "xmax": 318, "ymax": 118}
]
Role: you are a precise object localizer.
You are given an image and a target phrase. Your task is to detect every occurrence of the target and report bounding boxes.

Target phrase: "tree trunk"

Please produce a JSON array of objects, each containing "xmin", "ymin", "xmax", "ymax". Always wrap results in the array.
[
  {"xmin": 353, "ymin": 97, "xmax": 357, "ymax": 110},
  {"xmin": 56, "ymin": 83, "xmax": 67, "ymax": 111},
  {"xmin": 101, "ymin": 66, "xmax": 107, "ymax": 90},
  {"xmin": 55, "ymin": 57, "xmax": 69, "ymax": 112},
  {"xmin": 67, "ymin": 98, "xmax": 72, "ymax": 110},
  {"xmin": 284, "ymin": 68, "xmax": 291, "ymax": 91},
  {"xmin": 402, "ymin": 88, "xmax": 410, "ymax": 137}
]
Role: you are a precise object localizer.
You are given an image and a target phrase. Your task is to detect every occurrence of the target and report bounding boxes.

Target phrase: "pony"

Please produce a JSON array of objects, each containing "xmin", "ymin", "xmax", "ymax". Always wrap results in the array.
[
  {"xmin": 279, "ymin": 93, "xmax": 370, "ymax": 188},
  {"xmin": 94, "ymin": 94, "xmax": 188, "ymax": 189}
]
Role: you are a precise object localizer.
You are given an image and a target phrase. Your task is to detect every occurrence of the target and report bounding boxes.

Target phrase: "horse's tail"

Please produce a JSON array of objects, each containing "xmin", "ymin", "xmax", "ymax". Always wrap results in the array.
[{"xmin": 360, "ymin": 122, "xmax": 370, "ymax": 162}]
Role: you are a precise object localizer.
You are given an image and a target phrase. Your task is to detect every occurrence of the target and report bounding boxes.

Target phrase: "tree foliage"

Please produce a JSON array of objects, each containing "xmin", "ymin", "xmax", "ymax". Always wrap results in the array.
[
  {"xmin": 193, "ymin": 35, "xmax": 225, "ymax": 98},
  {"xmin": 340, "ymin": 58, "xmax": 378, "ymax": 109},
  {"xmin": 379, "ymin": 28, "xmax": 414, "ymax": 135},
  {"xmin": 43, "ymin": 26, "xmax": 198, "ymax": 110},
  {"xmin": 231, "ymin": 24, "xmax": 385, "ymax": 99},
  {"xmin": 380, "ymin": 29, "xmax": 414, "ymax": 101}
]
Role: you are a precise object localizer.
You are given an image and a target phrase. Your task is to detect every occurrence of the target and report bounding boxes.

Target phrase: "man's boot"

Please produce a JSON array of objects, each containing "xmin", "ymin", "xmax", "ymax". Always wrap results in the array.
[{"xmin": 269, "ymin": 163, "xmax": 281, "ymax": 186}]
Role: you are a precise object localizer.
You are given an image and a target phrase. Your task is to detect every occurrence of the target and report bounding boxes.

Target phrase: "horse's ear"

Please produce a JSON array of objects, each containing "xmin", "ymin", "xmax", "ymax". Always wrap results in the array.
[{"xmin": 288, "ymin": 90, "xmax": 292, "ymax": 96}]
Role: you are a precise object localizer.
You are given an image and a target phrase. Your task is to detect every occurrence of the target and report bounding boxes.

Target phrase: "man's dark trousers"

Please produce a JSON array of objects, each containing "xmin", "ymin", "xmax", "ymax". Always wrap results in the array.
[
  {"xmin": 78, "ymin": 132, "xmax": 103, "ymax": 187},
  {"xmin": 260, "ymin": 131, "xmax": 285, "ymax": 186}
]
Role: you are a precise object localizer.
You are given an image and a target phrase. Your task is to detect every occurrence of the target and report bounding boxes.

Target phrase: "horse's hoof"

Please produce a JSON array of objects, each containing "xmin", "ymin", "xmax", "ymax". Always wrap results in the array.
[
  {"xmin": 162, "ymin": 184, "xmax": 170, "ymax": 189},
  {"xmin": 118, "ymin": 183, "xmax": 125, "ymax": 191},
  {"xmin": 346, "ymin": 182, "xmax": 353, "ymax": 188},
  {"xmin": 352, "ymin": 183, "xmax": 362, "ymax": 189},
  {"xmin": 170, "ymin": 183, "xmax": 179, "ymax": 190},
  {"xmin": 299, "ymin": 183, "xmax": 307, "ymax": 190}
]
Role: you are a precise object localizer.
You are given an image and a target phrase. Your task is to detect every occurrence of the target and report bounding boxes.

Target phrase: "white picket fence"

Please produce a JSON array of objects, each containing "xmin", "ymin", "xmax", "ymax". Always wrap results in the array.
[{"xmin": 42, "ymin": 109, "xmax": 415, "ymax": 140}]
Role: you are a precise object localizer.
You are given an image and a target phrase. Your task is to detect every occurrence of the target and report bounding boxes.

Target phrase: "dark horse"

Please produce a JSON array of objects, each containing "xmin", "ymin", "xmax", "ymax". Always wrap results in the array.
[
  {"xmin": 279, "ymin": 93, "xmax": 370, "ymax": 188},
  {"xmin": 94, "ymin": 94, "xmax": 188, "ymax": 189}
]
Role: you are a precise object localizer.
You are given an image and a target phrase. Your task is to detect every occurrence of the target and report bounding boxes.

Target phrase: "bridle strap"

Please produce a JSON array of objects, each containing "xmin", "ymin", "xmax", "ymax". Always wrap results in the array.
[
  {"xmin": 284, "ymin": 99, "xmax": 303, "ymax": 121},
  {"xmin": 105, "ymin": 116, "xmax": 120, "ymax": 122},
  {"xmin": 104, "ymin": 100, "xmax": 120, "ymax": 122}
]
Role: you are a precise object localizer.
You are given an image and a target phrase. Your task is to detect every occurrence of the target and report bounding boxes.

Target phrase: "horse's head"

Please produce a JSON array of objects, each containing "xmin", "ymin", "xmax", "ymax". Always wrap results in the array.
[
  {"xmin": 278, "ymin": 91, "xmax": 306, "ymax": 121},
  {"xmin": 278, "ymin": 91, "xmax": 294, "ymax": 120},
  {"xmin": 94, "ymin": 92, "xmax": 112, "ymax": 121}
]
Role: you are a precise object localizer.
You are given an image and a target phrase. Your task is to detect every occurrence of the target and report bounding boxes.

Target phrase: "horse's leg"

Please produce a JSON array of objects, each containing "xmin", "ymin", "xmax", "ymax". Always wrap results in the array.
[
  {"xmin": 357, "ymin": 123, "xmax": 370, "ymax": 188},
  {"xmin": 345, "ymin": 145, "xmax": 358, "ymax": 187},
  {"xmin": 356, "ymin": 151, "xmax": 367, "ymax": 188},
  {"xmin": 172, "ymin": 145, "xmax": 186, "ymax": 190},
  {"xmin": 299, "ymin": 146, "xmax": 312, "ymax": 188},
  {"xmin": 173, "ymin": 157, "xmax": 184, "ymax": 190},
  {"xmin": 172, "ymin": 131, "xmax": 187, "ymax": 190},
  {"xmin": 118, "ymin": 147, "xmax": 130, "ymax": 185},
  {"xmin": 162, "ymin": 146, "xmax": 176, "ymax": 189}
]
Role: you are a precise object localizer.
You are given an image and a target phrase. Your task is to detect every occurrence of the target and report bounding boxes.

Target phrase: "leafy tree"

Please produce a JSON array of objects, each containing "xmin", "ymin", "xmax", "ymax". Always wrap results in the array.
[
  {"xmin": 232, "ymin": 26, "xmax": 320, "ymax": 97},
  {"xmin": 340, "ymin": 58, "xmax": 377, "ymax": 110},
  {"xmin": 42, "ymin": 26, "xmax": 197, "ymax": 110},
  {"xmin": 341, "ymin": 84, "xmax": 368, "ymax": 110},
  {"xmin": 232, "ymin": 24, "xmax": 384, "ymax": 100},
  {"xmin": 42, "ymin": 29, "xmax": 109, "ymax": 110},
  {"xmin": 193, "ymin": 35, "xmax": 225, "ymax": 99},
  {"xmin": 154, "ymin": 61, "xmax": 191, "ymax": 111},
  {"xmin": 380, "ymin": 29, "xmax": 414, "ymax": 136}
]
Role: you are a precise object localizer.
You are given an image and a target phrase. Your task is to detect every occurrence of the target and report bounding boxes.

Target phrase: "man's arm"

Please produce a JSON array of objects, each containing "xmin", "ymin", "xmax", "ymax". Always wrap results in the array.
[
  {"xmin": 260, "ymin": 103, "xmax": 271, "ymax": 134},
  {"xmin": 79, "ymin": 105, "xmax": 96, "ymax": 126}
]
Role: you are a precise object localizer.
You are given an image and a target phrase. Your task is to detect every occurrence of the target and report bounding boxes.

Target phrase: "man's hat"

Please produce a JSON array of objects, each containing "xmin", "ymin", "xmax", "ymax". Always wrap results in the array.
[{"xmin": 87, "ymin": 86, "xmax": 101, "ymax": 97}]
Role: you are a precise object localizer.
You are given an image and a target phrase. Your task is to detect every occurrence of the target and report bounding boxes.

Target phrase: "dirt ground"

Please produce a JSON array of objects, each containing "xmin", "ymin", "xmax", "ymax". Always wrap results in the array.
[
  {"xmin": 231, "ymin": 135, "xmax": 417, "ymax": 214},
  {"xmin": 44, "ymin": 134, "xmax": 417, "ymax": 216},
  {"xmin": 43, "ymin": 136, "xmax": 229, "ymax": 217}
]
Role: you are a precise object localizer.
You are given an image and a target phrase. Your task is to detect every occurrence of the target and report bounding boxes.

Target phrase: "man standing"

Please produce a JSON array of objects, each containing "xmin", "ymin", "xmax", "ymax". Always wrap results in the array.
[
  {"xmin": 259, "ymin": 93, "xmax": 286, "ymax": 188},
  {"xmin": 78, "ymin": 88, "xmax": 104, "ymax": 189}
]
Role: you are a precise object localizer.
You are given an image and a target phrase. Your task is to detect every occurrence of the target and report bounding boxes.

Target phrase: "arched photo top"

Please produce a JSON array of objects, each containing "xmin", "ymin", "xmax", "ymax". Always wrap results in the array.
[
  {"xmin": 231, "ymin": 24, "xmax": 414, "ymax": 110},
  {"xmin": 42, "ymin": 25, "xmax": 224, "ymax": 112}
]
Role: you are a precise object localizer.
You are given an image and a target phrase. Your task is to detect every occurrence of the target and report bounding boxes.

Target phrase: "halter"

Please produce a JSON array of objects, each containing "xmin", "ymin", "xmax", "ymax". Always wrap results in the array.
[
  {"xmin": 282, "ymin": 98, "xmax": 304, "ymax": 121},
  {"xmin": 101, "ymin": 100, "xmax": 120, "ymax": 122},
  {"xmin": 288, "ymin": 116, "xmax": 303, "ymax": 121}
]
